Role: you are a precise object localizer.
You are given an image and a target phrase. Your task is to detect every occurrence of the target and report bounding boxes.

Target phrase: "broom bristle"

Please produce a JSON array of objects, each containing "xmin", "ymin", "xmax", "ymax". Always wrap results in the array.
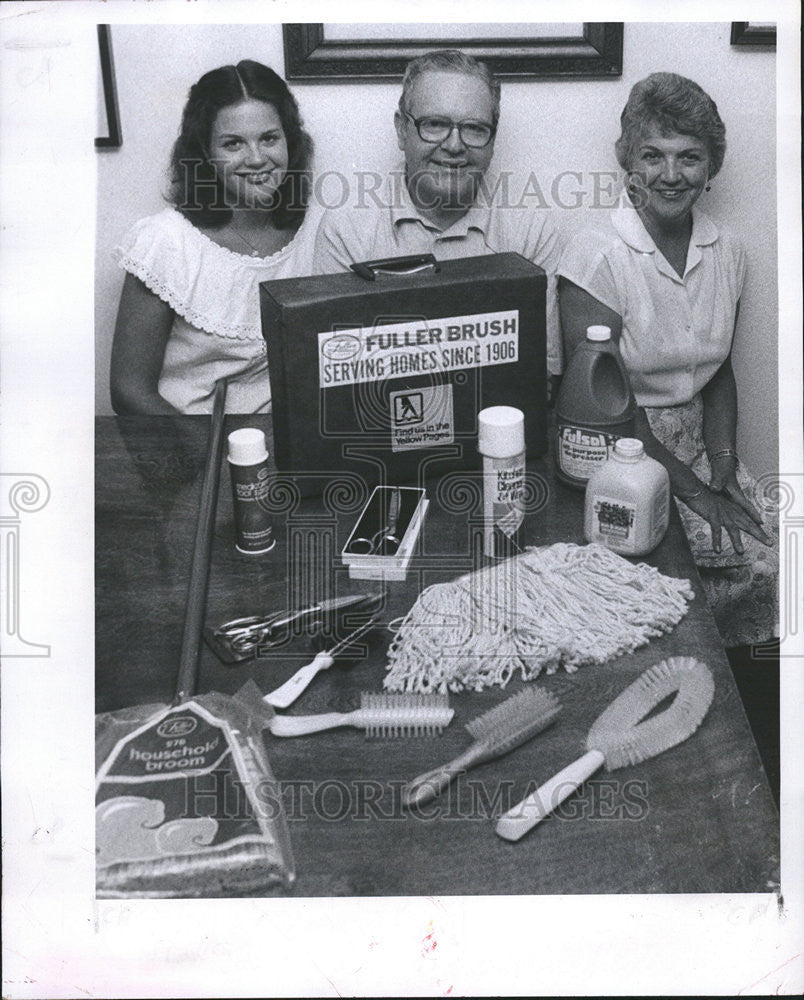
[{"xmin": 587, "ymin": 656, "xmax": 715, "ymax": 770}]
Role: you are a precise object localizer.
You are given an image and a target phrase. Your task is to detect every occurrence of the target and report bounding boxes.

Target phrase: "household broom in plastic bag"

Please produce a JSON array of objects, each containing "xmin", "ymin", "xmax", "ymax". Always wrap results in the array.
[{"xmin": 95, "ymin": 380, "xmax": 295, "ymax": 897}]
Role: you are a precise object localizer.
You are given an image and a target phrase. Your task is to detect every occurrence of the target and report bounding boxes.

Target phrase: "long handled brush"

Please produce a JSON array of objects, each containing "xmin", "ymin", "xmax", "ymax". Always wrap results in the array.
[
  {"xmin": 96, "ymin": 382, "xmax": 296, "ymax": 897},
  {"xmin": 401, "ymin": 686, "xmax": 561, "ymax": 807},
  {"xmin": 495, "ymin": 656, "xmax": 714, "ymax": 842}
]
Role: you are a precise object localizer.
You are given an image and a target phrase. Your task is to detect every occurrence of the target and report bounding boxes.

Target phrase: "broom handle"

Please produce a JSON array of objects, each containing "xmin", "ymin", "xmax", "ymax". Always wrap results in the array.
[
  {"xmin": 494, "ymin": 749, "xmax": 605, "ymax": 842},
  {"xmin": 173, "ymin": 378, "xmax": 228, "ymax": 704}
]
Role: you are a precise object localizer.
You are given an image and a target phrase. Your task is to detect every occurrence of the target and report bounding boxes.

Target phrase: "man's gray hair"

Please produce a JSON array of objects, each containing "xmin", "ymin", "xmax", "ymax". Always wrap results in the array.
[{"xmin": 398, "ymin": 49, "xmax": 501, "ymax": 127}]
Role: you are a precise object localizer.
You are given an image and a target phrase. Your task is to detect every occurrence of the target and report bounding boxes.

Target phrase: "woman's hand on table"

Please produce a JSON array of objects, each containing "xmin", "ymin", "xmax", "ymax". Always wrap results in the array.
[
  {"xmin": 629, "ymin": 409, "xmax": 768, "ymax": 554},
  {"xmin": 709, "ymin": 454, "xmax": 766, "ymax": 524},
  {"xmin": 683, "ymin": 481, "xmax": 771, "ymax": 555}
]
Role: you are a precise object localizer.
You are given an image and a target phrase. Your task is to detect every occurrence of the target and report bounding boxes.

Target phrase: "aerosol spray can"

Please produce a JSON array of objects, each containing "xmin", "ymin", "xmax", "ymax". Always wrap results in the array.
[
  {"xmin": 478, "ymin": 406, "xmax": 526, "ymax": 558},
  {"xmin": 227, "ymin": 428, "xmax": 275, "ymax": 555}
]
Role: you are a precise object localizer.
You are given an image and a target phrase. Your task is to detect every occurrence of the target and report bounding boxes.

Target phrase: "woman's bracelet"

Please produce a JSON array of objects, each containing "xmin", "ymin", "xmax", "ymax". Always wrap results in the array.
[{"xmin": 709, "ymin": 448, "xmax": 739, "ymax": 464}]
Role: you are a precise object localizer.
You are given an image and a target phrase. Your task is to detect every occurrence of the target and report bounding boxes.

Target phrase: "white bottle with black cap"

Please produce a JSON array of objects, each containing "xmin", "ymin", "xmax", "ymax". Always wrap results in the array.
[
  {"xmin": 227, "ymin": 428, "xmax": 276, "ymax": 554},
  {"xmin": 478, "ymin": 406, "xmax": 526, "ymax": 558}
]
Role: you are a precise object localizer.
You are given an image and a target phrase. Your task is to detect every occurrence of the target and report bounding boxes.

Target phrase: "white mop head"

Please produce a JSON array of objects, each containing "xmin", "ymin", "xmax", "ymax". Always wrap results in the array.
[{"xmin": 384, "ymin": 543, "xmax": 695, "ymax": 693}]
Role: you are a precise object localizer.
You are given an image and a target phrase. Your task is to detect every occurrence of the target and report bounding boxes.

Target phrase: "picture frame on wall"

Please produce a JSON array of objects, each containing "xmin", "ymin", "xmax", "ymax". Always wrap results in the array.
[
  {"xmin": 282, "ymin": 22, "xmax": 624, "ymax": 80},
  {"xmin": 730, "ymin": 21, "xmax": 777, "ymax": 46},
  {"xmin": 96, "ymin": 24, "xmax": 122, "ymax": 148}
]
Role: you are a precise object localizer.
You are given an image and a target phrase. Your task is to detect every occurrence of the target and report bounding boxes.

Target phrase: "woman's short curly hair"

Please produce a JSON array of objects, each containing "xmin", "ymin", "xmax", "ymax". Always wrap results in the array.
[
  {"xmin": 168, "ymin": 60, "xmax": 313, "ymax": 229},
  {"xmin": 615, "ymin": 72, "xmax": 726, "ymax": 179}
]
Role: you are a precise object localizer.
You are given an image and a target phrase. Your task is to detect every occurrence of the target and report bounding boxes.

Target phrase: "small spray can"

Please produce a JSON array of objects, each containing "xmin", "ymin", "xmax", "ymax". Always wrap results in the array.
[
  {"xmin": 227, "ymin": 428, "xmax": 275, "ymax": 555},
  {"xmin": 478, "ymin": 406, "xmax": 526, "ymax": 559}
]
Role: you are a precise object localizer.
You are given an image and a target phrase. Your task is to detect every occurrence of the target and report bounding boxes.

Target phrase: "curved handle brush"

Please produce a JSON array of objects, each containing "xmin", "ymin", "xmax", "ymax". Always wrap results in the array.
[
  {"xmin": 495, "ymin": 656, "xmax": 715, "ymax": 842},
  {"xmin": 263, "ymin": 618, "xmax": 377, "ymax": 709}
]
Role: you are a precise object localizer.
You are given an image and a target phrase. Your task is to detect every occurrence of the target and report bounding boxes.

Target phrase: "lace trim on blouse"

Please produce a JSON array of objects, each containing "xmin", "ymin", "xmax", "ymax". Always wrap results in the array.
[{"xmin": 114, "ymin": 207, "xmax": 306, "ymax": 342}]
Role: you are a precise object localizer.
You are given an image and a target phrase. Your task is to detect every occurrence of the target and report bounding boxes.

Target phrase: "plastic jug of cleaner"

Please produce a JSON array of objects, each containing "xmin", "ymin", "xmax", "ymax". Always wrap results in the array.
[
  {"xmin": 555, "ymin": 325, "xmax": 636, "ymax": 488},
  {"xmin": 584, "ymin": 438, "xmax": 670, "ymax": 556}
]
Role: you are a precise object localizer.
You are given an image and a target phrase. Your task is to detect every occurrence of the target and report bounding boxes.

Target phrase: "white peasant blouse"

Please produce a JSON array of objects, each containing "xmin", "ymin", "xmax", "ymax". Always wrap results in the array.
[{"xmin": 114, "ymin": 205, "xmax": 319, "ymax": 413}]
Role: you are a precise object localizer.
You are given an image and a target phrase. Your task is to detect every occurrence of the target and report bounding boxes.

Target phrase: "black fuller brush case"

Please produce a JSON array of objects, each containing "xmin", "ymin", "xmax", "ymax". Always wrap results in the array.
[{"xmin": 260, "ymin": 252, "xmax": 547, "ymax": 496}]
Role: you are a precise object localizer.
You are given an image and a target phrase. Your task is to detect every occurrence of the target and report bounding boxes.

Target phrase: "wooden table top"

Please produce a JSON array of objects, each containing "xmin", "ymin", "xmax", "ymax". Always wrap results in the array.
[{"xmin": 95, "ymin": 415, "xmax": 779, "ymax": 896}]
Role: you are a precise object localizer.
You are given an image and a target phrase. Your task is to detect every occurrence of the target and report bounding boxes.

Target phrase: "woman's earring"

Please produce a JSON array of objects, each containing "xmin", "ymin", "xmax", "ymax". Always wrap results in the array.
[{"xmin": 705, "ymin": 183, "xmax": 711, "ymax": 192}]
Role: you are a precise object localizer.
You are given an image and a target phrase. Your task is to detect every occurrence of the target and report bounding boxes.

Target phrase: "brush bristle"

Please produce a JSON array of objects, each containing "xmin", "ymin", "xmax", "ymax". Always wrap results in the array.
[
  {"xmin": 587, "ymin": 656, "xmax": 715, "ymax": 770},
  {"xmin": 357, "ymin": 692, "xmax": 454, "ymax": 738},
  {"xmin": 465, "ymin": 686, "xmax": 561, "ymax": 750}
]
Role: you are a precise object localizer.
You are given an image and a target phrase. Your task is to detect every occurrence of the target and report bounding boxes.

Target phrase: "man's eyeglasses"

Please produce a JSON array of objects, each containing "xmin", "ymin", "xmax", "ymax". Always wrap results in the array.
[{"xmin": 403, "ymin": 112, "xmax": 496, "ymax": 149}]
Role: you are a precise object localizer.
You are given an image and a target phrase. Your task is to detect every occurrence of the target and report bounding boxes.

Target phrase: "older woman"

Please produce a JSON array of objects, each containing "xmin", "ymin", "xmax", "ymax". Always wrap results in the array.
[
  {"xmin": 558, "ymin": 72, "xmax": 777, "ymax": 646},
  {"xmin": 110, "ymin": 60, "xmax": 318, "ymax": 414}
]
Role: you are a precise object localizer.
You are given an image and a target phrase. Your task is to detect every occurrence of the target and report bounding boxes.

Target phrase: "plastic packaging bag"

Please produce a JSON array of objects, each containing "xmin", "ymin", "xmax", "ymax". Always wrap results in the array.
[{"xmin": 95, "ymin": 682, "xmax": 294, "ymax": 898}]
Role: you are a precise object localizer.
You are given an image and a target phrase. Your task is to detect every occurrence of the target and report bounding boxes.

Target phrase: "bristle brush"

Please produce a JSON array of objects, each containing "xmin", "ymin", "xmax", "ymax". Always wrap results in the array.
[
  {"xmin": 267, "ymin": 692, "xmax": 453, "ymax": 738},
  {"xmin": 495, "ymin": 656, "xmax": 715, "ymax": 842},
  {"xmin": 401, "ymin": 686, "xmax": 561, "ymax": 807}
]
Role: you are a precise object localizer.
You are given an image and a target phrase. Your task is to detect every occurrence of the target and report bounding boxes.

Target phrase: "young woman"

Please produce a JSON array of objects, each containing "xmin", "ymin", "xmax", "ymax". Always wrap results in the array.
[
  {"xmin": 558, "ymin": 72, "xmax": 778, "ymax": 645},
  {"xmin": 111, "ymin": 60, "xmax": 317, "ymax": 414}
]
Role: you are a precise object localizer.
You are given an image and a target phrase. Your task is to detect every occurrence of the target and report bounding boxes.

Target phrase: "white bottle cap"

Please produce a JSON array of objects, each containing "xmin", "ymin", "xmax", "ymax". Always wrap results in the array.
[
  {"xmin": 228, "ymin": 427, "xmax": 268, "ymax": 465},
  {"xmin": 477, "ymin": 406, "xmax": 525, "ymax": 458},
  {"xmin": 614, "ymin": 437, "xmax": 644, "ymax": 459},
  {"xmin": 586, "ymin": 325, "xmax": 612, "ymax": 341}
]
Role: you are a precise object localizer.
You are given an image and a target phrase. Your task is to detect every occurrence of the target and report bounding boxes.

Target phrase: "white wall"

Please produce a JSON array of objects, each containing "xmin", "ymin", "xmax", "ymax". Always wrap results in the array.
[{"xmin": 96, "ymin": 21, "xmax": 778, "ymax": 475}]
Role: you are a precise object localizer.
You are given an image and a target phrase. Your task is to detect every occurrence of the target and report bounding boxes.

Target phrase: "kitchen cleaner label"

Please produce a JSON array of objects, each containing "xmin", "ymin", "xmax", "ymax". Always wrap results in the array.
[
  {"xmin": 318, "ymin": 310, "xmax": 519, "ymax": 388},
  {"xmin": 482, "ymin": 454, "xmax": 525, "ymax": 558},
  {"xmin": 557, "ymin": 423, "xmax": 619, "ymax": 482}
]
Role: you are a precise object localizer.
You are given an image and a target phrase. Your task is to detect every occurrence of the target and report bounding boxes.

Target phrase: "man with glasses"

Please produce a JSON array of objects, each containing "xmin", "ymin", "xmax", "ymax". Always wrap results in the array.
[{"xmin": 313, "ymin": 49, "xmax": 563, "ymax": 379}]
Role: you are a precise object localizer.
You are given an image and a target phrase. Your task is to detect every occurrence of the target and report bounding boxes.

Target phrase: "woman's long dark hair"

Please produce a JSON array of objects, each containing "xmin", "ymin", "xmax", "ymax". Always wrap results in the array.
[{"xmin": 168, "ymin": 60, "xmax": 313, "ymax": 230}]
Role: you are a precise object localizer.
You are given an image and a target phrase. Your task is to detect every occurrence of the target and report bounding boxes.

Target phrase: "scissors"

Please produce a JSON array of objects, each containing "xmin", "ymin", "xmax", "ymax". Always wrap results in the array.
[
  {"xmin": 205, "ymin": 592, "xmax": 384, "ymax": 663},
  {"xmin": 346, "ymin": 486, "xmax": 402, "ymax": 556}
]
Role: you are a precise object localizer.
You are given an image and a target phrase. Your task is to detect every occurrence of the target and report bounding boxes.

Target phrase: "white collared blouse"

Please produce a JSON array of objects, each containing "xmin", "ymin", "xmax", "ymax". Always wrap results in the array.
[{"xmin": 557, "ymin": 195, "xmax": 746, "ymax": 407}]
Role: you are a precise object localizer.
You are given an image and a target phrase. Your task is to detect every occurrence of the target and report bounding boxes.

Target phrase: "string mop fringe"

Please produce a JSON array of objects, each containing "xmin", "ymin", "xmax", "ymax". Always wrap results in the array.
[{"xmin": 384, "ymin": 543, "xmax": 695, "ymax": 694}]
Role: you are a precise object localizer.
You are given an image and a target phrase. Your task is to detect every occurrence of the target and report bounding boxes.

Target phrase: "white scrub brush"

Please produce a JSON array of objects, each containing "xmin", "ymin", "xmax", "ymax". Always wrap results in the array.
[{"xmin": 495, "ymin": 656, "xmax": 715, "ymax": 841}]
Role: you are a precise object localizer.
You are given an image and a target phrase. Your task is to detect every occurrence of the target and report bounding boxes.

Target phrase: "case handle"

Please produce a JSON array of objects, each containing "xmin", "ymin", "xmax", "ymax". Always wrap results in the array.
[{"xmin": 350, "ymin": 254, "xmax": 440, "ymax": 281}]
